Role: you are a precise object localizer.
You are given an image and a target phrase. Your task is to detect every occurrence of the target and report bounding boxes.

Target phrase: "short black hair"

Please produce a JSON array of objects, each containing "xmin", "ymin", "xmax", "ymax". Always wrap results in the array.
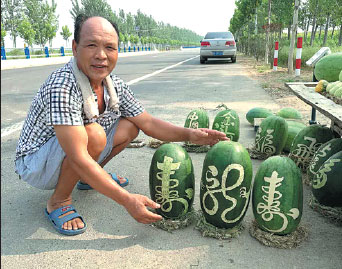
[{"xmin": 74, "ymin": 14, "xmax": 120, "ymax": 43}]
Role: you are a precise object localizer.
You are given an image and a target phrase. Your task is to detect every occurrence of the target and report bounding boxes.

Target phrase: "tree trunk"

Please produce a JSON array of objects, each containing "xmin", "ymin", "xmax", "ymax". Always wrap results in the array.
[
  {"xmin": 339, "ymin": 24, "xmax": 342, "ymax": 46},
  {"xmin": 310, "ymin": 2, "xmax": 318, "ymax": 46},
  {"xmin": 331, "ymin": 24, "xmax": 335, "ymax": 38},
  {"xmin": 255, "ymin": 7, "xmax": 258, "ymax": 35},
  {"xmin": 265, "ymin": 0, "xmax": 272, "ymax": 64},
  {"xmin": 318, "ymin": 24, "xmax": 323, "ymax": 40},
  {"xmin": 288, "ymin": 0, "xmax": 300, "ymax": 74},
  {"xmin": 323, "ymin": 14, "xmax": 330, "ymax": 45},
  {"xmin": 304, "ymin": 17, "xmax": 310, "ymax": 42}
]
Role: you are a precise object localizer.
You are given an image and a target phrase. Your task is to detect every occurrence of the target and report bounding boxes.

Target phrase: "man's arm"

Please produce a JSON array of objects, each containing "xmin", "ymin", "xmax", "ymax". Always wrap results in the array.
[
  {"xmin": 54, "ymin": 125, "xmax": 162, "ymax": 224},
  {"xmin": 127, "ymin": 111, "xmax": 229, "ymax": 145}
]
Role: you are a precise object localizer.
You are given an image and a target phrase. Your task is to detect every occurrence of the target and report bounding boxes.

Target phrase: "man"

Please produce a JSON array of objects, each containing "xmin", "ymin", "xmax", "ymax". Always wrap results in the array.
[{"xmin": 15, "ymin": 14, "xmax": 228, "ymax": 236}]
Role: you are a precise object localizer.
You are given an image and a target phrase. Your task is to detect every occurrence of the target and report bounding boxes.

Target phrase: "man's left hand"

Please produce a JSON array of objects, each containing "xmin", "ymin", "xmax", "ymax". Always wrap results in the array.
[{"xmin": 188, "ymin": 128, "xmax": 229, "ymax": 146}]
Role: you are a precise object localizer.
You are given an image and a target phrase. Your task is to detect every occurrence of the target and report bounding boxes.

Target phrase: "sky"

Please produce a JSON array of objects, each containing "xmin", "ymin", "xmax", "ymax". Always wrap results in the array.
[{"xmin": 4, "ymin": 0, "xmax": 237, "ymax": 48}]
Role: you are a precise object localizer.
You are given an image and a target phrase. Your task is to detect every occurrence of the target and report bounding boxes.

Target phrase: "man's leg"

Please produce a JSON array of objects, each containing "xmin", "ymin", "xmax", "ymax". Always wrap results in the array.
[
  {"xmin": 46, "ymin": 123, "xmax": 107, "ymax": 231},
  {"xmin": 99, "ymin": 118, "xmax": 139, "ymax": 171}
]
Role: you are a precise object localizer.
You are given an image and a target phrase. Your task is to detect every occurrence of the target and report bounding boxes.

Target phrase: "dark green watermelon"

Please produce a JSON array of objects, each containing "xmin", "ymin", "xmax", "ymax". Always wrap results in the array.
[
  {"xmin": 149, "ymin": 143, "xmax": 195, "ymax": 219},
  {"xmin": 252, "ymin": 156, "xmax": 303, "ymax": 235},
  {"xmin": 246, "ymin": 107, "xmax": 273, "ymax": 125},
  {"xmin": 312, "ymin": 151, "xmax": 342, "ymax": 207},
  {"xmin": 200, "ymin": 141, "xmax": 253, "ymax": 229},
  {"xmin": 283, "ymin": 120, "xmax": 306, "ymax": 152},
  {"xmin": 184, "ymin": 108, "xmax": 209, "ymax": 129},
  {"xmin": 254, "ymin": 116, "xmax": 288, "ymax": 155},
  {"xmin": 289, "ymin": 125, "xmax": 334, "ymax": 171},
  {"xmin": 308, "ymin": 138, "xmax": 342, "ymax": 181},
  {"xmin": 276, "ymin": 108, "xmax": 303, "ymax": 120},
  {"xmin": 212, "ymin": 109, "xmax": 240, "ymax": 142}
]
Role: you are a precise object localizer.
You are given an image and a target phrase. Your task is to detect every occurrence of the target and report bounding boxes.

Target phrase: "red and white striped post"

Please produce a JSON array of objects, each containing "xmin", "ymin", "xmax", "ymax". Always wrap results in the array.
[
  {"xmin": 273, "ymin": 41, "xmax": 279, "ymax": 71},
  {"xmin": 295, "ymin": 37, "xmax": 303, "ymax": 76}
]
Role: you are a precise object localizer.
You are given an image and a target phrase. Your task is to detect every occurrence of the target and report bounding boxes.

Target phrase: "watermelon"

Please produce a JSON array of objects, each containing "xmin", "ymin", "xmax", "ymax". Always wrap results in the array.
[
  {"xmin": 339, "ymin": 70, "xmax": 342, "ymax": 82},
  {"xmin": 308, "ymin": 138, "xmax": 342, "ymax": 181},
  {"xmin": 312, "ymin": 151, "xmax": 342, "ymax": 207},
  {"xmin": 212, "ymin": 108, "xmax": 240, "ymax": 142},
  {"xmin": 252, "ymin": 156, "xmax": 303, "ymax": 235},
  {"xmin": 276, "ymin": 107, "xmax": 302, "ymax": 120},
  {"xmin": 184, "ymin": 108, "xmax": 209, "ymax": 129},
  {"xmin": 314, "ymin": 52, "xmax": 342, "ymax": 82},
  {"xmin": 283, "ymin": 120, "xmax": 306, "ymax": 152},
  {"xmin": 254, "ymin": 116, "xmax": 288, "ymax": 155},
  {"xmin": 246, "ymin": 107, "xmax": 273, "ymax": 125},
  {"xmin": 289, "ymin": 125, "xmax": 334, "ymax": 171},
  {"xmin": 200, "ymin": 141, "xmax": 253, "ymax": 229},
  {"xmin": 149, "ymin": 143, "xmax": 195, "ymax": 219}
]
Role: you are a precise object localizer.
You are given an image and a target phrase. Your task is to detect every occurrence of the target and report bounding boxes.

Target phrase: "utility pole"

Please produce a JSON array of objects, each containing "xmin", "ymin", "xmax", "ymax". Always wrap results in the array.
[{"xmin": 288, "ymin": 0, "xmax": 300, "ymax": 74}]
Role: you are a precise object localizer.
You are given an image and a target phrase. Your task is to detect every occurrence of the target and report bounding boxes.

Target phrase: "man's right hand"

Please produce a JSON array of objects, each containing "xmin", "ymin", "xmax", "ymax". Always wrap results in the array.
[{"xmin": 124, "ymin": 194, "xmax": 163, "ymax": 224}]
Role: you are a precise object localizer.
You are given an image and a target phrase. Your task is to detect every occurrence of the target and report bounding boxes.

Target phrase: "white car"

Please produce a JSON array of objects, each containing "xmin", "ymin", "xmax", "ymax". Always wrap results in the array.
[{"xmin": 200, "ymin": 31, "xmax": 237, "ymax": 64}]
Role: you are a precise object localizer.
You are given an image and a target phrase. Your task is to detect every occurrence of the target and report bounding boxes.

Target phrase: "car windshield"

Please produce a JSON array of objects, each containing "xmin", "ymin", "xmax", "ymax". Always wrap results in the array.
[{"xmin": 204, "ymin": 32, "xmax": 234, "ymax": 39}]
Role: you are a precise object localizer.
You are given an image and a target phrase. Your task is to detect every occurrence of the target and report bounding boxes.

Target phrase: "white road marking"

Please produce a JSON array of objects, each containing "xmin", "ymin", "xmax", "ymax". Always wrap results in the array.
[
  {"xmin": 1, "ymin": 121, "xmax": 24, "ymax": 138},
  {"xmin": 127, "ymin": 55, "xmax": 198, "ymax": 85},
  {"xmin": 1, "ymin": 55, "xmax": 199, "ymax": 138}
]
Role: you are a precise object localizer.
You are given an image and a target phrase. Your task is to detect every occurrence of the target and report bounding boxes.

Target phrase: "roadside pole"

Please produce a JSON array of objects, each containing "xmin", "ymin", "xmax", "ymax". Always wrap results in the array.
[{"xmin": 273, "ymin": 41, "xmax": 279, "ymax": 71}]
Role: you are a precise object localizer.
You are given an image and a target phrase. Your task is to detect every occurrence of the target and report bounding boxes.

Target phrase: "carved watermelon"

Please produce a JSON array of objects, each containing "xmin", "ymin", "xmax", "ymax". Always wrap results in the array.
[
  {"xmin": 184, "ymin": 108, "xmax": 209, "ymax": 146},
  {"xmin": 212, "ymin": 108, "xmax": 240, "ymax": 142},
  {"xmin": 149, "ymin": 143, "xmax": 195, "ymax": 219},
  {"xmin": 246, "ymin": 107, "xmax": 273, "ymax": 125},
  {"xmin": 276, "ymin": 107, "xmax": 302, "ymax": 120},
  {"xmin": 308, "ymin": 138, "xmax": 342, "ymax": 181},
  {"xmin": 283, "ymin": 120, "xmax": 306, "ymax": 152},
  {"xmin": 184, "ymin": 108, "xmax": 209, "ymax": 129},
  {"xmin": 289, "ymin": 125, "xmax": 334, "ymax": 171},
  {"xmin": 200, "ymin": 141, "xmax": 253, "ymax": 229},
  {"xmin": 312, "ymin": 151, "xmax": 342, "ymax": 207},
  {"xmin": 254, "ymin": 116, "xmax": 288, "ymax": 155},
  {"xmin": 252, "ymin": 156, "xmax": 303, "ymax": 235}
]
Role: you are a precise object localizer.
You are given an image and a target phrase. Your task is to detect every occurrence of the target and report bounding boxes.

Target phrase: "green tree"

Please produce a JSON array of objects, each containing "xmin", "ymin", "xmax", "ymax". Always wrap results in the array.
[
  {"xmin": 60, "ymin": 25, "xmax": 72, "ymax": 47},
  {"xmin": 1, "ymin": 23, "xmax": 7, "ymax": 47},
  {"xmin": 24, "ymin": 0, "xmax": 59, "ymax": 48},
  {"xmin": 17, "ymin": 18, "xmax": 35, "ymax": 47},
  {"xmin": 1, "ymin": 0, "xmax": 23, "ymax": 47}
]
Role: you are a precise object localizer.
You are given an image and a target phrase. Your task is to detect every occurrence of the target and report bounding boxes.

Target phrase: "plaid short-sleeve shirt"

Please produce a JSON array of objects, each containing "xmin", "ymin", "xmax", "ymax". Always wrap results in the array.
[{"xmin": 15, "ymin": 59, "xmax": 144, "ymax": 160}]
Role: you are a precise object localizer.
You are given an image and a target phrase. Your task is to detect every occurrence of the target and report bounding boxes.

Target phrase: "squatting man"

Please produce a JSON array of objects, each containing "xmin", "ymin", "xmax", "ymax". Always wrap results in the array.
[{"xmin": 15, "ymin": 14, "xmax": 228, "ymax": 235}]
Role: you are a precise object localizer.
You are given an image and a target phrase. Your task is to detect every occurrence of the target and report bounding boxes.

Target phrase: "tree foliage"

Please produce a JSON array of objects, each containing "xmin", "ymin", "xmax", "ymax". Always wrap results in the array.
[
  {"xmin": 70, "ymin": 0, "xmax": 202, "ymax": 46},
  {"xmin": 1, "ymin": 23, "xmax": 7, "ymax": 47},
  {"xmin": 60, "ymin": 25, "xmax": 72, "ymax": 46},
  {"xmin": 1, "ymin": 0, "xmax": 24, "ymax": 47},
  {"xmin": 17, "ymin": 17, "xmax": 35, "ymax": 47},
  {"xmin": 23, "ymin": 0, "xmax": 59, "ymax": 48}
]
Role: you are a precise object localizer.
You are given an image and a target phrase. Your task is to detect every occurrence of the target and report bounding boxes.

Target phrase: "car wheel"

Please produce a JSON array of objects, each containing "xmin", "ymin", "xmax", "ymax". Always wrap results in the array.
[
  {"xmin": 231, "ymin": 57, "xmax": 236, "ymax": 63},
  {"xmin": 200, "ymin": 56, "xmax": 206, "ymax": 64}
]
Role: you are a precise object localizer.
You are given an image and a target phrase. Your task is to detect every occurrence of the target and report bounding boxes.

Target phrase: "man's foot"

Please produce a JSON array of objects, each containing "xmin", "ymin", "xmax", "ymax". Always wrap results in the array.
[
  {"xmin": 46, "ymin": 198, "xmax": 85, "ymax": 232},
  {"xmin": 77, "ymin": 173, "xmax": 129, "ymax": 190}
]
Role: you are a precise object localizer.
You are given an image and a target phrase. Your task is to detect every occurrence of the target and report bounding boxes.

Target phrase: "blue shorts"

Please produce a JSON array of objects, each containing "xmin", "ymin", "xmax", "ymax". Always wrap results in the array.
[{"xmin": 15, "ymin": 120, "xmax": 119, "ymax": 190}]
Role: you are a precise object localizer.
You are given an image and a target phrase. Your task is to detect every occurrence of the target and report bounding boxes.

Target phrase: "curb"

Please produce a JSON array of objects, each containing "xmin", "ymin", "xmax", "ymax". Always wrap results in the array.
[{"xmin": 1, "ymin": 50, "xmax": 161, "ymax": 70}]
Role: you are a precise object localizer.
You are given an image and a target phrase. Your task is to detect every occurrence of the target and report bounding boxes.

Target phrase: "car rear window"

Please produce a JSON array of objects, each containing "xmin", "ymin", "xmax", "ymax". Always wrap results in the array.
[{"xmin": 204, "ymin": 32, "xmax": 234, "ymax": 39}]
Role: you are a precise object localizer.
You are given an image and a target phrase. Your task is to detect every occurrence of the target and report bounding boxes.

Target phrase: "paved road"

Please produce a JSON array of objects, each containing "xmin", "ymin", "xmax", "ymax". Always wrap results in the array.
[{"xmin": 1, "ymin": 50, "xmax": 341, "ymax": 268}]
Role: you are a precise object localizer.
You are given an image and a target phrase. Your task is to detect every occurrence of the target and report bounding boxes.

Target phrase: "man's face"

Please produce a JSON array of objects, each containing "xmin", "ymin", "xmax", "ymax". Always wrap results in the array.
[{"xmin": 72, "ymin": 17, "xmax": 119, "ymax": 87}]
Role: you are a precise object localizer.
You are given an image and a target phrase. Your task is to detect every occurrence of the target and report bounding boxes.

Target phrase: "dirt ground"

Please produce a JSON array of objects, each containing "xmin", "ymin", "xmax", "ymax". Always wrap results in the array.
[{"xmin": 238, "ymin": 54, "xmax": 331, "ymax": 126}]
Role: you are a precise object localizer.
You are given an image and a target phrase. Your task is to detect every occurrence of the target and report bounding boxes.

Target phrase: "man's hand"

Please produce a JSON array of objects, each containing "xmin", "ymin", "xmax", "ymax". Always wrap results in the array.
[
  {"xmin": 188, "ymin": 128, "xmax": 229, "ymax": 146},
  {"xmin": 124, "ymin": 194, "xmax": 163, "ymax": 224}
]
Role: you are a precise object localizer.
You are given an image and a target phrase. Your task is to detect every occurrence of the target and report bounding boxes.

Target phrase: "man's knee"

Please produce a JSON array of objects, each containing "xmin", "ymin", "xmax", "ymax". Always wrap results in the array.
[
  {"xmin": 85, "ymin": 123, "xmax": 107, "ymax": 156},
  {"xmin": 115, "ymin": 119, "xmax": 139, "ymax": 146}
]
